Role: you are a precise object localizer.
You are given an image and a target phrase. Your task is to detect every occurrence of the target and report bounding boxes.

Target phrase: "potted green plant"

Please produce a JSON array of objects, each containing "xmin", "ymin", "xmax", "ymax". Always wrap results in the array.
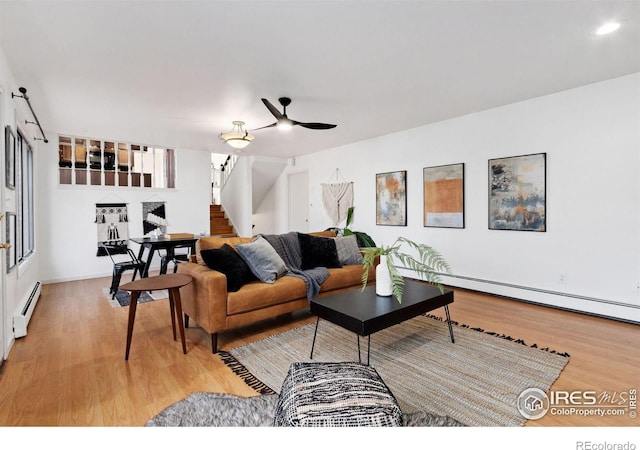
[
  {"xmin": 327, "ymin": 206, "xmax": 376, "ymax": 247},
  {"xmin": 361, "ymin": 237, "xmax": 451, "ymax": 303}
]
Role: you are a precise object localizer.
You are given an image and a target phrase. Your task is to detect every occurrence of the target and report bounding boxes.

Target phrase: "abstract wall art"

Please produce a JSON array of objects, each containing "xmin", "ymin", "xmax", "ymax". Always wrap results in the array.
[
  {"xmin": 423, "ymin": 163, "xmax": 464, "ymax": 228},
  {"xmin": 143, "ymin": 201, "xmax": 167, "ymax": 236},
  {"xmin": 95, "ymin": 203, "xmax": 129, "ymax": 256},
  {"xmin": 376, "ymin": 170, "xmax": 407, "ymax": 226},
  {"xmin": 489, "ymin": 153, "xmax": 546, "ymax": 232}
]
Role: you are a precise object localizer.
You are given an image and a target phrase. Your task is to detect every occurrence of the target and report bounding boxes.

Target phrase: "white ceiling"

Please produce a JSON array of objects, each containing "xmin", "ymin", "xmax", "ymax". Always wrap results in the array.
[{"xmin": 1, "ymin": 1, "xmax": 639, "ymax": 159}]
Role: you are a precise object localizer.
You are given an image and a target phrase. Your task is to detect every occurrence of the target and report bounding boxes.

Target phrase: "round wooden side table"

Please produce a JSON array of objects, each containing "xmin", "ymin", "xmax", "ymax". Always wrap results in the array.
[{"xmin": 120, "ymin": 273, "xmax": 193, "ymax": 361}]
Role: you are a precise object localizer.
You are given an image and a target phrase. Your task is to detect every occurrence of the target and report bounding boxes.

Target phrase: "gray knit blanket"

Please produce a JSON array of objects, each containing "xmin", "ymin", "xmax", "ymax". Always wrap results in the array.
[{"xmin": 260, "ymin": 233, "xmax": 329, "ymax": 300}]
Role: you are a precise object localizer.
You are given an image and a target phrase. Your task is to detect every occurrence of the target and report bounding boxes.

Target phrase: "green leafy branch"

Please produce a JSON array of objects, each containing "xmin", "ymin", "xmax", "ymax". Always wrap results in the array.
[{"xmin": 361, "ymin": 237, "xmax": 451, "ymax": 303}]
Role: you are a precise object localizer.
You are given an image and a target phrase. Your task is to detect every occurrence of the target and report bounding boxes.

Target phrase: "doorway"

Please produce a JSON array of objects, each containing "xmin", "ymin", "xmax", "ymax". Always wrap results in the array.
[
  {"xmin": 0, "ymin": 86, "xmax": 5, "ymax": 365},
  {"xmin": 288, "ymin": 171, "xmax": 309, "ymax": 233}
]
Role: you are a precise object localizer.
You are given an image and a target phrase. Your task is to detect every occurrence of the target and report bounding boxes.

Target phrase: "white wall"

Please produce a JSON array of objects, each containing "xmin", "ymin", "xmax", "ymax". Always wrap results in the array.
[
  {"xmin": 220, "ymin": 155, "xmax": 253, "ymax": 237},
  {"xmin": 252, "ymin": 184, "xmax": 278, "ymax": 235},
  {"xmin": 266, "ymin": 73, "xmax": 640, "ymax": 323},
  {"xmin": 37, "ymin": 140, "xmax": 211, "ymax": 283},
  {"xmin": 253, "ymin": 164, "xmax": 310, "ymax": 235}
]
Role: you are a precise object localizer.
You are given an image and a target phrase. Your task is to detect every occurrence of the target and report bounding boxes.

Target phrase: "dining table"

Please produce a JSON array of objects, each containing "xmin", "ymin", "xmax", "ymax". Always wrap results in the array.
[{"xmin": 129, "ymin": 235, "xmax": 199, "ymax": 278}]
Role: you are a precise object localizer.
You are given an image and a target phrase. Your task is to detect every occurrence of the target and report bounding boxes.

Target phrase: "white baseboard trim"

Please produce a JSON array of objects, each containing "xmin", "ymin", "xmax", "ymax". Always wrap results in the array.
[{"xmin": 438, "ymin": 273, "xmax": 640, "ymax": 324}]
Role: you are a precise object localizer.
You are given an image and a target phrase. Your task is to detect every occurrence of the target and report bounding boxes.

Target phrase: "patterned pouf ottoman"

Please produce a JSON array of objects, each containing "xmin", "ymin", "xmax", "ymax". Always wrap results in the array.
[{"xmin": 274, "ymin": 361, "xmax": 403, "ymax": 427}]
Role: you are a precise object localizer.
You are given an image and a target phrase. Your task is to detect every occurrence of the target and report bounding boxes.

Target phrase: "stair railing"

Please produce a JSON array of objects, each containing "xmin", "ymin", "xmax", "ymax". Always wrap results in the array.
[{"xmin": 220, "ymin": 154, "xmax": 239, "ymax": 187}]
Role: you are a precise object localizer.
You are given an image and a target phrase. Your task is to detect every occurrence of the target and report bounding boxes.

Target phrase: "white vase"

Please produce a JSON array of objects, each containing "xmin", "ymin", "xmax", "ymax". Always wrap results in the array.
[{"xmin": 376, "ymin": 255, "xmax": 393, "ymax": 296}]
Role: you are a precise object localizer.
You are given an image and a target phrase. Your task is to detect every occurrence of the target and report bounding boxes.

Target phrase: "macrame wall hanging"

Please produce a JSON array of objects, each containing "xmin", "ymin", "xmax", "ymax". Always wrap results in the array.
[
  {"xmin": 95, "ymin": 203, "xmax": 129, "ymax": 256},
  {"xmin": 143, "ymin": 201, "xmax": 167, "ymax": 236},
  {"xmin": 321, "ymin": 168, "xmax": 354, "ymax": 226}
]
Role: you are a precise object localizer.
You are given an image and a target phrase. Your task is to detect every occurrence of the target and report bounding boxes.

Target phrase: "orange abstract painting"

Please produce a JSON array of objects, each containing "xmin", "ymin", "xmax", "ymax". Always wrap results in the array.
[{"xmin": 423, "ymin": 163, "xmax": 464, "ymax": 228}]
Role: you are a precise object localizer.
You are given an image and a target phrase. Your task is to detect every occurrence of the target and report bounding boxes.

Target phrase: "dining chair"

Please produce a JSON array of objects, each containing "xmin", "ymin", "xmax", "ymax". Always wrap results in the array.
[
  {"xmin": 102, "ymin": 243, "xmax": 146, "ymax": 299},
  {"xmin": 160, "ymin": 244, "xmax": 191, "ymax": 274}
]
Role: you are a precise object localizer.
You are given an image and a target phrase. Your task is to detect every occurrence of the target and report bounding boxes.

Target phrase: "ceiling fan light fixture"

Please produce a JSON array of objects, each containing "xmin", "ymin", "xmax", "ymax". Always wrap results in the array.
[
  {"xmin": 595, "ymin": 21, "xmax": 620, "ymax": 35},
  {"xmin": 219, "ymin": 120, "xmax": 254, "ymax": 149},
  {"xmin": 277, "ymin": 118, "xmax": 293, "ymax": 131},
  {"xmin": 258, "ymin": 98, "xmax": 337, "ymax": 132}
]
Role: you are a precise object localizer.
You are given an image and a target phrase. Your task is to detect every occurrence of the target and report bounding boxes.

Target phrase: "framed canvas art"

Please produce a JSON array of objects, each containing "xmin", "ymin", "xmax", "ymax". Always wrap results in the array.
[
  {"xmin": 95, "ymin": 203, "xmax": 129, "ymax": 256},
  {"xmin": 376, "ymin": 170, "xmax": 407, "ymax": 226},
  {"xmin": 489, "ymin": 153, "xmax": 546, "ymax": 231},
  {"xmin": 423, "ymin": 163, "xmax": 464, "ymax": 228}
]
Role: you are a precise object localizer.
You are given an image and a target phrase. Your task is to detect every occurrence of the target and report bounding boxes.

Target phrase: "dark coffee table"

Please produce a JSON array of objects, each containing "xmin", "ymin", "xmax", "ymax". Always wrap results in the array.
[{"xmin": 309, "ymin": 279, "xmax": 454, "ymax": 365}]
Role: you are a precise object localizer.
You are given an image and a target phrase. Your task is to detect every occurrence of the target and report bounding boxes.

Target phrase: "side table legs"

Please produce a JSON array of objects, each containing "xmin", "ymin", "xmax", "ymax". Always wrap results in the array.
[
  {"xmin": 125, "ymin": 292, "xmax": 139, "ymax": 361},
  {"xmin": 125, "ymin": 288, "xmax": 187, "ymax": 361},
  {"xmin": 121, "ymin": 273, "xmax": 192, "ymax": 361},
  {"xmin": 168, "ymin": 291, "xmax": 177, "ymax": 340},
  {"xmin": 169, "ymin": 287, "xmax": 187, "ymax": 355}
]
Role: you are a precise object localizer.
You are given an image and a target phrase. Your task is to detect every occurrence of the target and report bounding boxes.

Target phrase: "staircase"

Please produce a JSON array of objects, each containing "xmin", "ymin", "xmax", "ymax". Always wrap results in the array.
[
  {"xmin": 216, "ymin": 155, "xmax": 287, "ymax": 237},
  {"xmin": 210, "ymin": 204, "xmax": 236, "ymax": 236}
]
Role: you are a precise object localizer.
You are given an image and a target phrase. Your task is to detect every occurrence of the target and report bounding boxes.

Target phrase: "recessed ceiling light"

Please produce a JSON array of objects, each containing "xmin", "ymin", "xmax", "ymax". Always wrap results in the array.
[{"xmin": 595, "ymin": 22, "xmax": 621, "ymax": 36}]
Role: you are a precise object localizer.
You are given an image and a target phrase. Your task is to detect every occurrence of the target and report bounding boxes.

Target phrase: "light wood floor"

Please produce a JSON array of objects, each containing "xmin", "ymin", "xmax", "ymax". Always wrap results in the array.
[{"xmin": 0, "ymin": 275, "xmax": 638, "ymax": 427}]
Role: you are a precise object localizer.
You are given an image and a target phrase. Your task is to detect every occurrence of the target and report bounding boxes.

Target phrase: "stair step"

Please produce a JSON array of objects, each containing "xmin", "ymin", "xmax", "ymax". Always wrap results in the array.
[
  {"xmin": 209, "ymin": 204, "xmax": 234, "ymax": 236},
  {"xmin": 211, "ymin": 226, "xmax": 234, "ymax": 234},
  {"xmin": 210, "ymin": 233, "xmax": 237, "ymax": 238},
  {"xmin": 209, "ymin": 224, "xmax": 232, "ymax": 232}
]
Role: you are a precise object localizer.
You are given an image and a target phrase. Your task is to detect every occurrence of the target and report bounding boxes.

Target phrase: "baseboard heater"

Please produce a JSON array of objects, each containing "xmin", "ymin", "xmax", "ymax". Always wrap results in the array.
[{"xmin": 13, "ymin": 281, "xmax": 41, "ymax": 338}]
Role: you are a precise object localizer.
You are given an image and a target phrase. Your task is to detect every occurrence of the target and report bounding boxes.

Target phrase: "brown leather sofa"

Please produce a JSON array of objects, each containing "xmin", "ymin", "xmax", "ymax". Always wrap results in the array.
[{"xmin": 177, "ymin": 231, "xmax": 375, "ymax": 353}]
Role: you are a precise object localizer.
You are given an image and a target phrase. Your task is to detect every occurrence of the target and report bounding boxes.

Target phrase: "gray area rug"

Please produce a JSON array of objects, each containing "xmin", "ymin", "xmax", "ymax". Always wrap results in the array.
[
  {"xmin": 221, "ymin": 314, "xmax": 570, "ymax": 426},
  {"xmin": 103, "ymin": 287, "xmax": 168, "ymax": 307},
  {"xmin": 145, "ymin": 392, "xmax": 464, "ymax": 427}
]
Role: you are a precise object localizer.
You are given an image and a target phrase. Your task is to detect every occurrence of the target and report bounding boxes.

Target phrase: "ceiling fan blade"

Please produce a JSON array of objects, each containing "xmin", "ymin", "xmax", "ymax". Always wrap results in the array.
[
  {"xmin": 294, "ymin": 121, "xmax": 337, "ymax": 130},
  {"xmin": 261, "ymin": 98, "xmax": 284, "ymax": 120},
  {"xmin": 250, "ymin": 122, "xmax": 277, "ymax": 131}
]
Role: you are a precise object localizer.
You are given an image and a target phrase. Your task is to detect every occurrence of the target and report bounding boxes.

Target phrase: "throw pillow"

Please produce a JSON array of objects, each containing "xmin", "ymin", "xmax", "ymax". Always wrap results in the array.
[
  {"xmin": 235, "ymin": 236, "xmax": 288, "ymax": 284},
  {"xmin": 297, "ymin": 233, "xmax": 342, "ymax": 270},
  {"xmin": 260, "ymin": 232, "xmax": 302, "ymax": 269},
  {"xmin": 200, "ymin": 244, "xmax": 256, "ymax": 292},
  {"xmin": 334, "ymin": 235, "xmax": 363, "ymax": 265}
]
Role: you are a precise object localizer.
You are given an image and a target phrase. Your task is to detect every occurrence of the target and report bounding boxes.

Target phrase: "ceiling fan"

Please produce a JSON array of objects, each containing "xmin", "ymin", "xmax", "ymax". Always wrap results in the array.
[{"xmin": 254, "ymin": 97, "xmax": 337, "ymax": 131}]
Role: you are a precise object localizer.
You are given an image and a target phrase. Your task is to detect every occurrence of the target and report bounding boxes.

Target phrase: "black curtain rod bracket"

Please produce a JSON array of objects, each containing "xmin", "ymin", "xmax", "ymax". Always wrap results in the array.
[{"xmin": 12, "ymin": 87, "xmax": 48, "ymax": 143}]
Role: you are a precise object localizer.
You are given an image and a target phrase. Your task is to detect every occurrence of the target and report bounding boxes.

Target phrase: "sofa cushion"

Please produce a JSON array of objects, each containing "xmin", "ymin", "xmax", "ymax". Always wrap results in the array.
[
  {"xmin": 236, "ymin": 236, "xmax": 288, "ymax": 284},
  {"xmin": 318, "ymin": 265, "xmax": 367, "ymax": 292},
  {"xmin": 298, "ymin": 233, "xmax": 341, "ymax": 270},
  {"xmin": 200, "ymin": 244, "xmax": 256, "ymax": 292},
  {"xmin": 274, "ymin": 362, "xmax": 402, "ymax": 427},
  {"xmin": 227, "ymin": 276, "xmax": 307, "ymax": 315},
  {"xmin": 334, "ymin": 235, "xmax": 363, "ymax": 265},
  {"xmin": 196, "ymin": 236, "xmax": 252, "ymax": 265}
]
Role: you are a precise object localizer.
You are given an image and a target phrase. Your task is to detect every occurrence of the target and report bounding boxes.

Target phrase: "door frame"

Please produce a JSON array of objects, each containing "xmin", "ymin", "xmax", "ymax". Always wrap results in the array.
[
  {"xmin": 287, "ymin": 170, "xmax": 309, "ymax": 233},
  {"xmin": 0, "ymin": 83, "xmax": 6, "ymax": 364}
]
